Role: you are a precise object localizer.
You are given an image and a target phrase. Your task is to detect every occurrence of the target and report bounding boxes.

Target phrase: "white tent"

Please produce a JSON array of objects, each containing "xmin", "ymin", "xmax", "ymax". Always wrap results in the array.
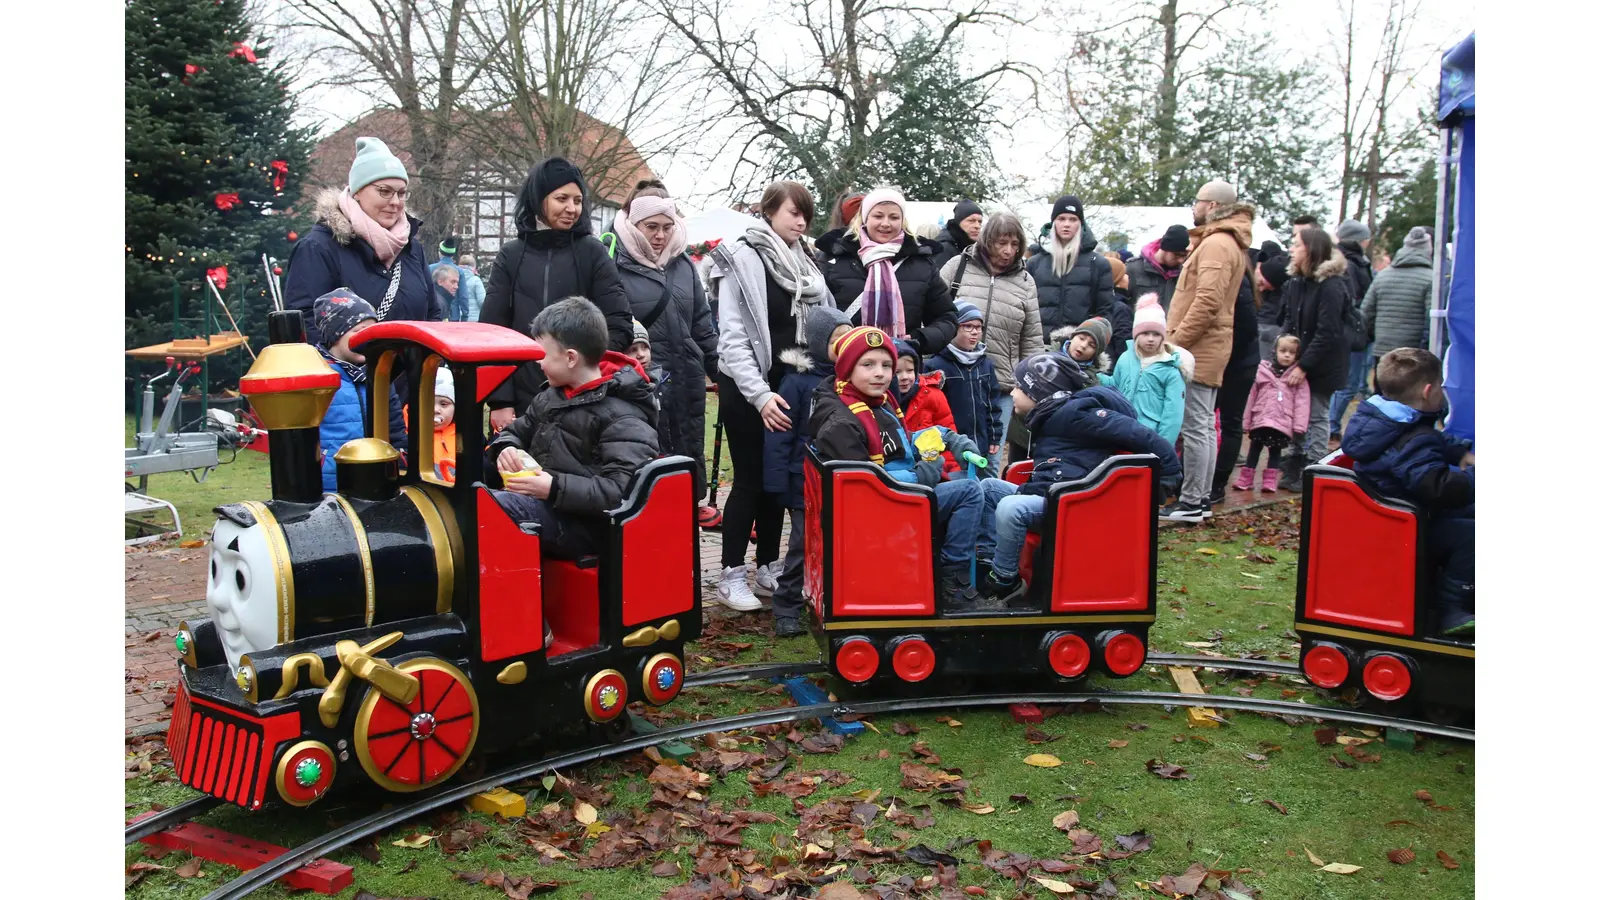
[
  {"xmin": 683, "ymin": 206, "xmax": 758, "ymax": 246},
  {"xmin": 1011, "ymin": 203, "xmax": 1280, "ymax": 252}
]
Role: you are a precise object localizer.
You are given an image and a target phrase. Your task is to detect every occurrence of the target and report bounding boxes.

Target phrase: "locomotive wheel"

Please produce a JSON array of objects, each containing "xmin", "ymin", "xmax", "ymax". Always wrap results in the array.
[
  {"xmin": 353, "ymin": 658, "xmax": 480, "ymax": 793},
  {"xmin": 586, "ymin": 715, "xmax": 634, "ymax": 745}
]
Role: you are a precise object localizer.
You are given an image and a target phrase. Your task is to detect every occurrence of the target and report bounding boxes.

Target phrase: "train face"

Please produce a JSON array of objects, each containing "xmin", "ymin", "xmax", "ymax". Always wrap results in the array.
[
  {"xmin": 166, "ymin": 316, "xmax": 703, "ymax": 809},
  {"xmin": 802, "ymin": 451, "xmax": 1162, "ymax": 688}
]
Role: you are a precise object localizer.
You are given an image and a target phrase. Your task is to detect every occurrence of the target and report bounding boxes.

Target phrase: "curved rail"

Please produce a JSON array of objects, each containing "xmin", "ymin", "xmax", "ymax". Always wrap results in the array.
[{"xmin": 200, "ymin": 688, "xmax": 1469, "ymax": 899}]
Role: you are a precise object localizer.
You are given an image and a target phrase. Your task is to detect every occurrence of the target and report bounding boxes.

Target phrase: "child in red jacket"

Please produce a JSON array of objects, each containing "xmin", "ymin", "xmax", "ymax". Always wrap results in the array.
[{"xmin": 893, "ymin": 339, "xmax": 962, "ymax": 477}]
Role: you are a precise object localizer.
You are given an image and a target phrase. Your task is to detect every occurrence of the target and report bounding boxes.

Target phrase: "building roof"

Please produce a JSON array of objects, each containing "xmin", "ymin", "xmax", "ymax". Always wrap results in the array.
[{"xmin": 308, "ymin": 108, "xmax": 658, "ymax": 207}]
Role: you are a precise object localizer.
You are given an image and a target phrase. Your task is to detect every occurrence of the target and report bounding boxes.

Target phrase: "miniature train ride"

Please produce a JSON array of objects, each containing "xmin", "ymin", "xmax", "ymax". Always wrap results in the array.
[{"xmin": 163, "ymin": 316, "xmax": 1472, "ymax": 811}]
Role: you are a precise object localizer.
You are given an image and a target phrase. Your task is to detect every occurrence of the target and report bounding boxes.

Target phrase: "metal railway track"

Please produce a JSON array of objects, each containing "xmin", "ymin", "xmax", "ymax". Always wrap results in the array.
[
  {"xmin": 124, "ymin": 652, "xmax": 1301, "ymax": 847},
  {"xmin": 193, "ymin": 687, "xmax": 1470, "ymax": 900}
]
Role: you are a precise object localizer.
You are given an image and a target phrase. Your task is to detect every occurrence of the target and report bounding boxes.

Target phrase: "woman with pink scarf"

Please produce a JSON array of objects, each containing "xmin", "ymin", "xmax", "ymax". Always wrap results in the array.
[
  {"xmin": 815, "ymin": 186, "xmax": 959, "ymax": 357},
  {"xmin": 611, "ymin": 180, "xmax": 719, "ymax": 503},
  {"xmin": 285, "ymin": 137, "xmax": 441, "ymax": 346}
]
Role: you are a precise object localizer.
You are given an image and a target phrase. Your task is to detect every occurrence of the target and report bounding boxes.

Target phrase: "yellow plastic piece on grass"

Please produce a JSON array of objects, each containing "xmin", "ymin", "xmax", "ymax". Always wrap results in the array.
[{"xmin": 467, "ymin": 787, "xmax": 527, "ymax": 818}]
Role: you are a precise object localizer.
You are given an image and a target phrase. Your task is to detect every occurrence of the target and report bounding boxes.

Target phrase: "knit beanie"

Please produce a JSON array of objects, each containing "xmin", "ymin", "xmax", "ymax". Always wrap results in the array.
[
  {"xmin": 893, "ymin": 338, "xmax": 921, "ymax": 372},
  {"xmin": 348, "ymin": 137, "xmax": 409, "ymax": 194},
  {"xmin": 439, "ymin": 235, "xmax": 460, "ymax": 256},
  {"xmin": 839, "ymin": 194, "xmax": 864, "ymax": 228},
  {"xmin": 1402, "ymin": 226, "xmax": 1432, "ymax": 253},
  {"xmin": 1132, "ymin": 294, "xmax": 1167, "ymax": 338},
  {"xmin": 1104, "ymin": 253, "xmax": 1127, "ymax": 290},
  {"xmin": 1069, "ymin": 317, "xmax": 1112, "ymax": 355},
  {"xmin": 312, "ymin": 289, "xmax": 377, "ymax": 347},
  {"xmin": 952, "ymin": 199, "xmax": 983, "ymax": 225},
  {"xmin": 630, "ymin": 318, "xmax": 651, "ymax": 347},
  {"xmin": 1336, "ymin": 219, "xmax": 1372, "ymax": 243},
  {"xmin": 1259, "ymin": 239, "xmax": 1283, "ymax": 259},
  {"xmin": 435, "ymin": 366, "xmax": 455, "ymax": 404},
  {"xmin": 954, "ymin": 300, "xmax": 984, "ymax": 325},
  {"xmin": 1014, "ymin": 352, "xmax": 1088, "ymax": 403},
  {"xmin": 805, "ymin": 306, "xmax": 852, "ymax": 363},
  {"xmin": 1051, "ymin": 195, "xmax": 1085, "ymax": 223},
  {"xmin": 832, "ymin": 326, "xmax": 894, "ymax": 378},
  {"xmin": 1259, "ymin": 255, "xmax": 1290, "ymax": 290},
  {"xmin": 860, "ymin": 187, "xmax": 907, "ymax": 227},
  {"xmin": 1159, "ymin": 224, "xmax": 1191, "ymax": 253}
]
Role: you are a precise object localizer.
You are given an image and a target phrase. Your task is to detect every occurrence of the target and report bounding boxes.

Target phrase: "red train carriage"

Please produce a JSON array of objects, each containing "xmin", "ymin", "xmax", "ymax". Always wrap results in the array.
[
  {"xmin": 166, "ymin": 312, "xmax": 702, "ymax": 809},
  {"xmin": 802, "ymin": 450, "xmax": 1161, "ymax": 687},
  {"xmin": 1294, "ymin": 461, "xmax": 1473, "ymax": 713}
]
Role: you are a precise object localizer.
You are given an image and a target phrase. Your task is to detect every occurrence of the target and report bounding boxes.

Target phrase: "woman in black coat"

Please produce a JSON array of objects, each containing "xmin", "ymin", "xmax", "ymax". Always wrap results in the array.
[
  {"xmin": 815, "ymin": 187, "xmax": 959, "ymax": 356},
  {"xmin": 609, "ymin": 181, "xmax": 719, "ymax": 498},
  {"xmin": 1277, "ymin": 227, "xmax": 1352, "ymax": 488},
  {"xmin": 481, "ymin": 157, "xmax": 633, "ymax": 429},
  {"xmin": 1024, "ymin": 195, "xmax": 1117, "ymax": 336}
]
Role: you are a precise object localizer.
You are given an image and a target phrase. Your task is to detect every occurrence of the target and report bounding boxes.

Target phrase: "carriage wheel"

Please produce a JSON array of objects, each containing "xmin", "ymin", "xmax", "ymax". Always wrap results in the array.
[{"xmin": 353, "ymin": 658, "xmax": 480, "ymax": 793}]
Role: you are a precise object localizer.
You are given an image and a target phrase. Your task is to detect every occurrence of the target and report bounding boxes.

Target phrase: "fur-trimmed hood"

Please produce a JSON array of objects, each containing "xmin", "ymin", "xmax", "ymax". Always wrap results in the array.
[
  {"xmin": 1190, "ymin": 202, "xmax": 1255, "ymax": 252},
  {"xmin": 1047, "ymin": 323, "xmax": 1112, "ymax": 374},
  {"xmin": 1303, "ymin": 247, "xmax": 1348, "ymax": 283},
  {"xmin": 779, "ymin": 347, "xmax": 816, "ymax": 373},
  {"xmin": 312, "ymin": 187, "xmax": 422, "ymax": 247}
]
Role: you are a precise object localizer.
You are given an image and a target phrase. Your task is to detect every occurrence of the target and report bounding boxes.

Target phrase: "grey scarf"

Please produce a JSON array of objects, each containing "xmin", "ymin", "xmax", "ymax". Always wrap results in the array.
[
  {"xmin": 945, "ymin": 341, "xmax": 988, "ymax": 366},
  {"xmin": 744, "ymin": 220, "xmax": 827, "ymax": 337}
]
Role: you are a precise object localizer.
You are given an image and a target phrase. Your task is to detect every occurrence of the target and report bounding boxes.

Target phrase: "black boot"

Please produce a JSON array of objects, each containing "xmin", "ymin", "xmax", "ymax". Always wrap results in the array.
[
  {"xmin": 981, "ymin": 570, "xmax": 1029, "ymax": 608},
  {"xmin": 1435, "ymin": 578, "xmax": 1475, "ymax": 639},
  {"xmin": 1280, "ymin": 455, "xmax": 1306, "ymax": 493},
  {"xmin": 937, "ymin": 566, "xmax": 979, "ymax": 610}
]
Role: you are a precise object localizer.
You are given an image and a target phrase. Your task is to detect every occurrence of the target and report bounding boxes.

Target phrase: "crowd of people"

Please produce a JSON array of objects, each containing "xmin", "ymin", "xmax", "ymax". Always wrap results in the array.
[{"xmin": 283, "ymin": 134, "xmax": 1470, "ymax": 639}]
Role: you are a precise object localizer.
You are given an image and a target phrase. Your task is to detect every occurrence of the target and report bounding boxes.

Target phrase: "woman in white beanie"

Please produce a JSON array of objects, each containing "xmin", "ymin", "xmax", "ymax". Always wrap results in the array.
[
  {"xmin": 284, "ymin": 136, "xmax": 441, "ymax": 347},
  {"xmin": 815, "ymin": 186, "xmax": 960, "ymax": 357}
]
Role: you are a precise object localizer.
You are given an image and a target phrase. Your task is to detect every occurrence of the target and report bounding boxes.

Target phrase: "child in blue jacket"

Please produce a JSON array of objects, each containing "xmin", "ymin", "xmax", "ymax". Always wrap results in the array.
[
  {"xmin": 1340, "ymin": 348, "xmax": 1474, "ymax": 637},
  {"xmin": 926, "ymin": 301, "xmax": 1004, "ymax": 470},
  {"xmin": 762, "ymin": 307, "xmax": 852, "ymax": 636},
  {"xmin": 311, "ymin": 289, "xmax": 407, "ymax": 491},
  {"xmin": 980, "ymin": 353, "xmax": 1181, "ymax": 604}
]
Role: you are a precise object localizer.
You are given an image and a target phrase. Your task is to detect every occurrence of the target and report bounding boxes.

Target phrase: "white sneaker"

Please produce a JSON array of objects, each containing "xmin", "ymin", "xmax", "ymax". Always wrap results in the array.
[
  {"xmin": 752, "ymin": 561, "xmax": 781, "ymax": 597},
  {"xmin": 717, "ymin": 565, "xmax": 763, "ymax": 612}
]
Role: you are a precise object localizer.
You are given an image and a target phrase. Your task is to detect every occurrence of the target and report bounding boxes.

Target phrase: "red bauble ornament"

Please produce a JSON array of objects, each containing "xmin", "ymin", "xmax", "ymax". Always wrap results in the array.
[
  {"xmin": 273, "ymin": 266, "xmax": 282, "ymax": 275},
  {"xmin": 215, "ymin": 192, "xmax": 241, "ymax": 211},
  {"xmin": 206, "ymin": 266, "xmax": 229, "ymax": 290},
  {"xmin": 287, "ymin": 230, "xmax": 298, "ymax": 241}
]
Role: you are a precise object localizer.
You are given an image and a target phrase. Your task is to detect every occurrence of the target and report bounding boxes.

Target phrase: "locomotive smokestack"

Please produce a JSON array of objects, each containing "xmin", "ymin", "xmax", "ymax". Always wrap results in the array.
[{"xmin": 240, "ymin": 310, "xmax": 339, "ymax": 502}]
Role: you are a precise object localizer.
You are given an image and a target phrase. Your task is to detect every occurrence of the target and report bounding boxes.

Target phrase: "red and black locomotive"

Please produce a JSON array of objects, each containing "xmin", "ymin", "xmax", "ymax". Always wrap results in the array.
[{"xmin": 167, "ymin": 311, "xmax": 702, "ymax": 809}]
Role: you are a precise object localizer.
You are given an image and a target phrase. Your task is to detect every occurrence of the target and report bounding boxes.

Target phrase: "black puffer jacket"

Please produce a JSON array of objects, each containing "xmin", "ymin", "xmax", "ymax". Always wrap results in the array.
[
  {"xmin": 1279, "ymin": 252, "xmax": 1353, "ymax": 395},
  {"xmin": 486, "ymin": 353, "xmax": 660, "ymax": 541},
  {"xmin": 1025, "ymin": 224, "xmax": 1117, "ymax": 336},
  {"xmin": 933, "ymin": 225, "xmax": 975, "ymax": 270},
  {"xmin": 481, "ymin": 159, "xmax": 634, "ymax": 412},
  {"xmin": 615, "ymin": 244, "xmax": 718, "ymax": 490},
  {"xmin": 816, "ymin": 229, "xmax": 959, "ymax": 357},
  {"xmin": 1338, "ymin": 241, "xmax": 1374, "ymax": 350}
]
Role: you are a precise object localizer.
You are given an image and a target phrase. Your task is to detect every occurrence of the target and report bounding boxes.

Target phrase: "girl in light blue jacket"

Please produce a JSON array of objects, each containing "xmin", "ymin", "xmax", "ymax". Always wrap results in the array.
[{"xmin": 1108, "ymin": 294, "xmax": 1191, "ymax": 446}]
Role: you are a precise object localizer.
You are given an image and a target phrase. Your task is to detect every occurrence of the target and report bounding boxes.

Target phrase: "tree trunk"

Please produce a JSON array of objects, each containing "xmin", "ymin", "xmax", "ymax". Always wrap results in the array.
[{"xmin": 1155, "ymin": 0, "xmax": 1179, "ymax": 202}]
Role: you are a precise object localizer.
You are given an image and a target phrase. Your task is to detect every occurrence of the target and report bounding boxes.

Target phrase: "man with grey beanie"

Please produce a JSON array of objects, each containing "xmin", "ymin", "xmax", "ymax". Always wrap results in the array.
[
  {"xmin": 1329, "ymin": 219, "xmax": 1375, "ymax": 440},
  {"xmin": 1360, "ymin": 226, "xmax": 1434, "ymax": 364}
]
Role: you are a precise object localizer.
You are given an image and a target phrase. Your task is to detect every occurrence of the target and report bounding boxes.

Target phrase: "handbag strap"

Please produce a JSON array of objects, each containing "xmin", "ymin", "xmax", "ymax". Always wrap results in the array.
[
  {"xmin": 374, "ymin": 257, "xmax": 404, "ymax": 321},
  {"xmin": 640, "ymin": 275, "xmax": 674, "ymax": 330}
]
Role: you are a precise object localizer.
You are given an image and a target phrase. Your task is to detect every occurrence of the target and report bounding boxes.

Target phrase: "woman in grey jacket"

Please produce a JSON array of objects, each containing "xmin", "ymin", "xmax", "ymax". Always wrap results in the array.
[
  {"xmin": 707, "ymin": 181, "xmax": 835, "ymax": 613},
  {"xmin": 936, "ymin": 211, "xmax": 1045, "ymax": 454}
]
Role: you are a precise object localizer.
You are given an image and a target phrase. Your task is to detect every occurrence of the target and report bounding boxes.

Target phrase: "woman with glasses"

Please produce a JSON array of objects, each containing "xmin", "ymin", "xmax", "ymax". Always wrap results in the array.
[
  {"xmin": 481, "ymin": 156, "xmax": 633, "ymax": 428},
  {"xmin": 285, "ymin": 137, "xmax": 442, "ymax": 346}
]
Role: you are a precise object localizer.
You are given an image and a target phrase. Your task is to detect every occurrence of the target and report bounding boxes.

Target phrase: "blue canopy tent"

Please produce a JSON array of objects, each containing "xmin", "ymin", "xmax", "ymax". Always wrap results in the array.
[{"xmin": 1433, "ymin": 34, "xmax": 1475, "ymax": 440}]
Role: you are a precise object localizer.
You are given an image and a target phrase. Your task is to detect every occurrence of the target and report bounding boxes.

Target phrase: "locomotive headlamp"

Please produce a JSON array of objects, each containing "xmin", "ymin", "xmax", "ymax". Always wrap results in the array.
[
  {"xmin": 235, "ymin": 656, "xmax": 259, "ymax": 703},
  {"xmin": 175, "ymin": 620, "xmax": 199, "ymax": 668}
]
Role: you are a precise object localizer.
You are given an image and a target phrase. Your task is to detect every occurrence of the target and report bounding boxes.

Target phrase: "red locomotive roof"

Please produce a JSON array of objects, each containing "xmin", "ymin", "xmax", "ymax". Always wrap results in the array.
[{"xmin": 350, "ymin": 321, "xmax": 546, "ymax": 363}]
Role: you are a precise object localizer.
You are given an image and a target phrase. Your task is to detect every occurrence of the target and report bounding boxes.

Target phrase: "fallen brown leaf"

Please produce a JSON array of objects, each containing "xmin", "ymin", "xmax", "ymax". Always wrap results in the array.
[
  {"xmin": 1387, "ymin": 847, "xmax": 1416, "ymax": 865},
  {"xmin": 1436, "ymin": 850, "xmax": 1460, "ymax": 870},
  {"xmin": 174, "ymin": 858, "xmax": 203, "ymax": 878}
]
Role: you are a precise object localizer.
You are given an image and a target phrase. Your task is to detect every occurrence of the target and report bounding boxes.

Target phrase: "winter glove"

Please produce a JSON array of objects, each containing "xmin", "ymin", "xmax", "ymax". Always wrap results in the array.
[
  {"xmin": 914, "ymin": 459, "xmax": 945, "ymax": 487},
  {"xmin": 936, "ymin": 427, "xmax": 981, "ymax": 465}
]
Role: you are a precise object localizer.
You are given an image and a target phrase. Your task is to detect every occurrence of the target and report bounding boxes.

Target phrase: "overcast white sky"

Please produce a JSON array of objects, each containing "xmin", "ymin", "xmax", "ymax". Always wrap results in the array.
[{"xmin": 265, "ymin": 0, "xmax": 1472, "ymax": 223}]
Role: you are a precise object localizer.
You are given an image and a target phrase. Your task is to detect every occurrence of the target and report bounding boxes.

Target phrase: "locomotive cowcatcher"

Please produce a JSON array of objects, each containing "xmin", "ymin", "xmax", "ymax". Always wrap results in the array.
[
  {"xmin": 166, "ymin": 310, "xmax": 702, "ymax": 809},
  {"xmin": 803, "ymin": 449, "xmax": 1161, "ymax": 689}
]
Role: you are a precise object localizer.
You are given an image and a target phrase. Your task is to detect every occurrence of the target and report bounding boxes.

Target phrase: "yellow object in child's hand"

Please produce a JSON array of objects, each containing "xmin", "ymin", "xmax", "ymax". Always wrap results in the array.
[
  {"xmin": 504, "ymin": 449, "xmax": 543, "ymax": 478},
  {"xmin": 913, "ymin": 429, "xmax": 946, "ymax": 462}
]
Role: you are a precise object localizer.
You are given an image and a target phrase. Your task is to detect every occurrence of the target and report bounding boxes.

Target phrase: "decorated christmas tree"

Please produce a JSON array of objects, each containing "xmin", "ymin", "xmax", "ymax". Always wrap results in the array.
[{"xmin": 125, "ymin": 0, "xmax": 314, "ymax": 393}]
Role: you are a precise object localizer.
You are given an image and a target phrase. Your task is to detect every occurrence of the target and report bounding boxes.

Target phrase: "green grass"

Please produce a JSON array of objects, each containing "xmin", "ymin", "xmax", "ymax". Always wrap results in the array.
[{"xmin": 125, "ymin": 499, "xmax": 1473, "ymax": 898}]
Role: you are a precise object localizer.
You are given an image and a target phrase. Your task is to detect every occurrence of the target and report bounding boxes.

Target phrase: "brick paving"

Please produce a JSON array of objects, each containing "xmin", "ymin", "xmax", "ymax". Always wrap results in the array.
[{"xmin": 123, "ymin": 485, "xmax": 1291, "ymax": 736}]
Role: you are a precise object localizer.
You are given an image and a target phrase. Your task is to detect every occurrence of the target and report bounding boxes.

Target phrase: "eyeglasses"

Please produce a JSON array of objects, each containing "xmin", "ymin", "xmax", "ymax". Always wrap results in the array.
[
  {"xmin": 371, "ymin": 185, "xmax": 409, "ymax": 201},
  {"xmin": 958, "ymin": 321, "xmax": 984, "ymax": 332}
]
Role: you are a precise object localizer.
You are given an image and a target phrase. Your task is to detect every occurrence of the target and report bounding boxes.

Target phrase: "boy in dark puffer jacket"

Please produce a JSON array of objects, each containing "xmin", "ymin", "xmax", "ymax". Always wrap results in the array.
[
  {"xmin": 980, "ymin": 353, "xmax": 1181, "ymax": 604},
  {"xmin": 762, "ymin": 307, "xmax": 853, "ymax": 636},
  {"xmin": 311, "ymin": 289, "xmax": 407, "ymax": 492},
  {"xmin": 487, "ymin": 297, "xmax": 659, "ymax": 559},
  {"xmin": 1340, "ymin": 348, "xmax": 1474, "ymax": 638}
]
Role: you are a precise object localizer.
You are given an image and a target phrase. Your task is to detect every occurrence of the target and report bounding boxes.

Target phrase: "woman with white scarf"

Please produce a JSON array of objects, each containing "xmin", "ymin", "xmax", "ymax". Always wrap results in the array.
[
  {"xmin": 707, "ymin": 181, "xmax": 835, "ymax": 613},
  {"xmin": 285, "ymin": 137, "xmax": 442, "ymax": 347},
  {"xmin": 611, "ymin": 180, "xmax": 719, "ymax": 504},
  {"xmin": 815, "ymin": 186, "xmax": 960, "ymax": 357}
]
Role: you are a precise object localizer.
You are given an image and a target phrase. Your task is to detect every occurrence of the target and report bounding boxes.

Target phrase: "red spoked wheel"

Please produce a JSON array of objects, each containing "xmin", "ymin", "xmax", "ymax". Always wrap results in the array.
[
  {"xmin": 1045, "ymin": 632, "xmax": 1091, "ymax": 679},
  {"xmin": 890, "ymin": 638, "xmax": 936, "ymax": 682},
  {"xmin": 1303, "ymin": 643, "xmax": 1352, "ymax": 689},
  {"xmin": 274, "ymin": 740, "xmax": 336, "ymax": 807},
  {"xmin": 584, "ymin": 669, "xmax": 629, "ymax": 722},
  {"xmin": 1361, "ymin": 654, "xmax": 1413, "ymax": 702},
  {"xmin": 353, "ymin": 659, "xmax": 479, "ymax": 793},
  {"xmin": 835, "ymin": 637, "xmax": 880, "ymax": 683},
  {"xmin": 1099, "ymin": 631, "xmax": 1146, "ymax": 677},
  {"xmin": 640, "ymin": 653, "xmax": 684, "ymax": 706}
]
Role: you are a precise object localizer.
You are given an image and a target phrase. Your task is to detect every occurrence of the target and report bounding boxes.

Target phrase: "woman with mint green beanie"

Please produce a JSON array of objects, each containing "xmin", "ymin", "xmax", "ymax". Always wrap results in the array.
[{"xmin": 285, "ymin": 136, "xmax": 442, "ymax": 346}]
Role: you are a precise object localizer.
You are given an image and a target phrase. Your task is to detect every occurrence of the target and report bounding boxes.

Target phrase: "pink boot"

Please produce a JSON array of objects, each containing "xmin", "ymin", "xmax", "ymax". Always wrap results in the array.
[
  {"xmin": 1232, "ymin": 466, "xmax": 1256, "ymax": 490},
  {"xmin": 1261, "ymin": 468, "xmax": 1279, "ymax": 493}
]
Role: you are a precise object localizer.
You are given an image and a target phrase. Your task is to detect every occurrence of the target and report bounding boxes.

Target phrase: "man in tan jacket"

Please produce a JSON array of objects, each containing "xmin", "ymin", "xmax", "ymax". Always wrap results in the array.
[{"xmin": 1161, "ymin": 180, "xmax": 1255, "ymax": 522}]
